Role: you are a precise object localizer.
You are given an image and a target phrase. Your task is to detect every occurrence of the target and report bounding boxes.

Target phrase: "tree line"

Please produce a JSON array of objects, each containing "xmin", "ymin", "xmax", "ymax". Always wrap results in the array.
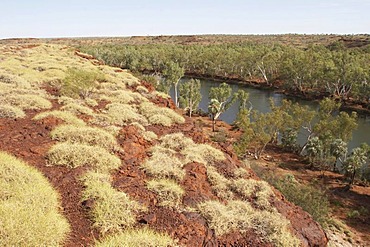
[{"xmin": 79, "ymin": 42, "xmax": 370, "ymax": 104}]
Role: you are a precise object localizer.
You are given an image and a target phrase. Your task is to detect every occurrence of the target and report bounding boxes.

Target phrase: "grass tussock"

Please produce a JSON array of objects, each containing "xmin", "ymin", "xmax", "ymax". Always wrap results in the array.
[
  {"xmin": 147, "ymin": 179, "xmax": 185, "ymax": 207},
  {"xmin": 141, "ymin": 151, "xmax": 185, "ymax": 181},
  {"xmin": 1, "ymin": 94, "xmax": 52, "ymax": 110},
  {"xmin": 181, "ymin": 143, "xmax": 225, "ymax": 164},
  {"xmin": 231, "ymin": 179, "xmax": 274, "ymax": 210},
  {"xmin": 139, "ymin": 102, "xmax": 185, "ymax": 126},
  {"xmin": 50, "ymin": 124, "xmax": 118, "ymax": 151},
  {"xmin": 60, "ymin": 103, "xmax": 94, "ymax": 116},
  {"xmin": 0, "ymin": 104, "xmax": 25, "ymax": 119},
  {"xmin": 96, "ymin": 227, "xmax": 177, "ymax": 247},
  {"xmin": 159, "ymin": 133, "xmax": 195, "ymax": 151},
  {"xmin": 33, "ymin": 110, "xmax": 86, "ymax": 126},
  {"xmin": 206, "ymin": 166, "xmax": 234, "ymax": 200},
  {"xmin": 81, "ymin": 171, "xmax": 143, "ymax": 234},
  {"xmin": 197, "ymin": 200, "xmax": 299, "ymax": 247},
  {"xmin": 96, "ymin": 89, "xmax": 147, "ymax": 105},
  {"xmin": 0, "ymin": 151, "xmax": 70, "ymax": 246},
  {"xmin": 47, "ymin": 142, "xmax": 121, "ymax": 173}
]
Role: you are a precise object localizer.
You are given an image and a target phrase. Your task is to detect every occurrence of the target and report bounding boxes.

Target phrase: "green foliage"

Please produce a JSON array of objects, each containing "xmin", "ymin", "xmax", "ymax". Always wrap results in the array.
[
  {"xmin": 96, "ymin": 227, "xmax": 177, "ymax": 247},
  {"xmin": 208, "ymin": 83, "xmax": 235, "ymax": 131},
  {"xmin": 343, "ymin": 144, "xmax": 369, "ymax": 185},
  {"xmin": 61, "ymin": 68, "xmax": 104, "ymax": 99},
  {"xmin": 266, "ymin": 174, "xmax": 330, "ymax": 225},
  {"xmin": 162, "ymin": 61, "xmax": 184, "ymax": 106},
  {"xmin": 179, "ymin": 78, "xmax": 202, "ymax": 117},
  {"xmin": 0, "ymin": 151, "xmax": 70, "ymax": 246}
]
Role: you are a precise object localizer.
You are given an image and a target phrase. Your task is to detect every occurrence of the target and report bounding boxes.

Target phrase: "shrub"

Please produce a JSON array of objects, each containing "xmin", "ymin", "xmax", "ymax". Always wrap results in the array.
[
  {"xmin": 0, "ymin": 151, "xmax": 70, "ymax": 246},
  {"xmin": 61, "ymin": 68, "xmax": 104, "ymax": 99},
  {"xmin": 0, "ymin": 104, "xmax": 25, "ymax": 118},
  {"xmin": 47, "ymin": 142, "xmax": 121, "ymax": 173},
  {"xmin": 81, "ymin": 172, "xmax": 142, "ymax": 234},
  {"xmin": 60, "ymin": 103, "xmax": 94, "ymax": 116},
  {"xmin": 139, "ymin": 102, "xmax": 185, "ymax": 126},
  {"xmin": 269, "ymin": 174, "xmax": 330, "ymax": 225},
  {"xmin": 50, "ymin": 124, "xmax": 117, "ymax": 151},
  {"xmin": 206, "ymin": 166, "xmax": 234, "ymax": 200},
  {"xmin": 33, "ymin": 110, "xmax": 86, "ymax": 126},
  {"xmin": 198, "ymin": 200, "xmax": 299, "ymax": 246},
  {"xmin": 147, "ymin": 179, "xmax": 185, "ymax": 207},
  {"xmin": 142, "ymin": 151, "xmax": 185, "ymax": 181},
  {"xmin": 2, "ymin": 94, "xmax": 52, "ymax": 110},
  {"xmin": 96, "ymin": 228, "xmax": 177, "ymax": 247},
  {"xmin": 231, "ymin": 179, "xmax": 274, "ymax": 210}
]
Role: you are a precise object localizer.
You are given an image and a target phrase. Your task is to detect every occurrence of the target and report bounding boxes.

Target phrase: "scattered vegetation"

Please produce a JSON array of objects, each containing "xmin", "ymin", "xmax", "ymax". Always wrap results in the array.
[
  {"xmin": 60, "ymin": 102, "xmax": 94, "ymax": 116},
  {"xmin": 1, "ymin": 94, "xmax": 52, "ymax": 110},
  {"xmin": 197, "ymin": 200, "xmax": 299, "ymax": 246},
  {"xmin": 147, "ymin": 179, "xmax": 185, "ymax": 207},
  {"xmin": 95, "ymin": 227, "xmax": 177, "ymax": 247},
  {"xmin": 0, "ymin": 151, "xmax": 70, "ymax": 246},
  {"xmin": 47, "ymin": 142, "xmax": 121, "ymax": 173}
]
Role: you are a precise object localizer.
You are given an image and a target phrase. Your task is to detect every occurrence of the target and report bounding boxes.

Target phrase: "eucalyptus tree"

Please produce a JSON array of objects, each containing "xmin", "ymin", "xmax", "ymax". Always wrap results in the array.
[
  {"xmin": 162, "ymin": 61, "xmax": 184, "ymax": 107},
  {"xmin": 343, "ymin": 144, "xmax": 369, "ymax": 185},
  {"xmin": 208, "ymin": 83, "xmax": 235, "ymax": 132},
  {"xmin": 179, "ymin": 79, "xmax": 202, "ymax": 117}
]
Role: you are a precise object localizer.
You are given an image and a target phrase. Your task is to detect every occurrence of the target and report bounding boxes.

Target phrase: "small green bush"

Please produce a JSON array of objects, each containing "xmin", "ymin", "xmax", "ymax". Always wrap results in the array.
[
  {"xmin": 147, "ymin": 179, "xmax": 185, "ymax": 207},
  {"xmin": 50, "ymin": 124, "xmax": 117, "ymax": 150},
  {"xmin": 33, "ymin": 110, "xmax": 86, "ymax": 126},
  {"xmin": 61, "ymin": 68, "xmax": 104, "ymax": 99},
  {"xmin": 96, "ymin": 227, "xmax": 177, "ymax": 247},
  {"xmin": 81, "ymin": 172, "xmax": 143, "ymax": 234},
  {"xmin": 47, "ymin": 142, "xmax": 121, "ymax": 173},
  {"xmin": 0, "ymin": 104, "xmax": 25, "ymax": 118},
  {"xmin": 0, "ymin": 151, "xmax": 70, "ymax": 246}
]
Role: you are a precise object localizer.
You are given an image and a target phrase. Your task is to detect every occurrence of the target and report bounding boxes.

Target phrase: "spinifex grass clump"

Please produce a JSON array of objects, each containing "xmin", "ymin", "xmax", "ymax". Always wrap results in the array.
[
  {"xmin": 147, "ymin": 179, "xmax": 185, "ymax": 207},
  {"xmin": 47, "ymin": 142, "xmax": 121, "ymax": 173},
  {"xmin": 0, "ymin": 104, "xmax": 25, "ymax": 119},
  {"xmin": 33, "ymin": 110, "xmax": 86, "ymax": 126},
  {"xmin": 80, "ymin": 172, "xmax": 143, "ymax": 234},
  {"xmin": 0, "ymin": 151, "xmax": 70, "ymax": 246},
  {"xmin": 139, "ymin": 102, "xmax": 185, "ymax": 126},
  {"xmin": 50, "ymin": 124, "xmax": 118, "ymax": 151}
]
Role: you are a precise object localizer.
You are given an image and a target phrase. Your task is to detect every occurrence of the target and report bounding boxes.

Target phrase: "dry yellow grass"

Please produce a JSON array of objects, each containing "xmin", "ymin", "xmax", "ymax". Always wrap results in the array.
[
  {"xmin": 50, "ymin": 124, "xmax": 118, "ymax": 151},
  {"xmin": 0, "ymin": 151, "xmax": 70, "ymax": 246},
  {"xmin": 139, "ymin": 102, "xmax": 185, "ymax": 126},
  {"xmin": 33, "ymin": 110, "xmax": 86, "ymax": 126},
  {"xmin": 147, "ymin": 179, "xmax": 185, "ymax": 207},
  {"xmin": 46, "ymin": 142, "xmax": 121, "ymax": 173},
  {"xmin": 81, "ymin": 171, "xmax": 144, "ymax": 234},
  {"xmin": 206, "ymin": 166, "xmax": 234, "ymax": 200},
  {"xmin": 60, "ymin": 102, "xmax": 94, "ymax": 116},
  {"xmin": 0, "ymin": 104, "xmax": 25, "ymax": 118}
]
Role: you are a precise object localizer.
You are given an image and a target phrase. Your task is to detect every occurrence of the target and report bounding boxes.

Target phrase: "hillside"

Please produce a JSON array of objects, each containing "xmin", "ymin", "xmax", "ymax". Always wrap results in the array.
[{"xmin": 0, "ymin": 44, "xmax": 327, "ymax": 246}]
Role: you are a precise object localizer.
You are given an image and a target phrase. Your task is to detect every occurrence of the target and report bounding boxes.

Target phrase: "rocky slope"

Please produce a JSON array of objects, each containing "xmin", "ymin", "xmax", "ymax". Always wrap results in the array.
[{"xmin": 0, "ymin": 44, "xmax": 327, "ymax": 246}]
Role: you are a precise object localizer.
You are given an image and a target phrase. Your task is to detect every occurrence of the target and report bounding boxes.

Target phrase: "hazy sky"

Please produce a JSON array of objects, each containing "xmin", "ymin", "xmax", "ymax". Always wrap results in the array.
[{"xmin": 1, "ymin": 0, "xmax": 369, "ymax": 38}]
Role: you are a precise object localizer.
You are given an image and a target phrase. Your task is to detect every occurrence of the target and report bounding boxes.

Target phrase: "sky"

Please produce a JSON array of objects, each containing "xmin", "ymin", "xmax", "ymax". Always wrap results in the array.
[{"xmin": 0, "ymin": 0, "xmax": 369, "ymax": 39}]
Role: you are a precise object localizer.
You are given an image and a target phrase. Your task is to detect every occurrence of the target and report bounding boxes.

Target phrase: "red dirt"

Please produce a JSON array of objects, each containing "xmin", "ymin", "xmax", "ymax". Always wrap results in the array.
[{"xmin": 0, "ymin": 110, "xmax": 99, "ymax": 247}]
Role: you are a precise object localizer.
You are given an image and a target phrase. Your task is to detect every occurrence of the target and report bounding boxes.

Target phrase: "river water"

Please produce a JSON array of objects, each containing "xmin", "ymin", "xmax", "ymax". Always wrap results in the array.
[{"xmin": 170, "ymin": 78, "xmax": 370, "ymax": 151}]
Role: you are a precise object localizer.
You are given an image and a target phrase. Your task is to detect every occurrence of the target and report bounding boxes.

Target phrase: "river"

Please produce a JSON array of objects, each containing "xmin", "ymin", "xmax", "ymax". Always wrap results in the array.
[{"xmin": 170, "ymin": 78, "xmax": 370, "ymax": 151}]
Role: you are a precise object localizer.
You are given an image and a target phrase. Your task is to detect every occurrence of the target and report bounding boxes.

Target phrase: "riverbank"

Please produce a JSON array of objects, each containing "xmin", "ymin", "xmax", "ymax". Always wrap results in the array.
[{"xmin": 183, "ymin": 72, "xmax": 370, "ymax": 116}]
